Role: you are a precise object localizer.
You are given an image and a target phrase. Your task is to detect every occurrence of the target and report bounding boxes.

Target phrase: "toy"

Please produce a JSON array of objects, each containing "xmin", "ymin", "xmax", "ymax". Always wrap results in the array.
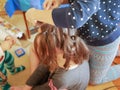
[{"xmin": 15, "ymin": 48, "xmax": 25, "ymax": 57}]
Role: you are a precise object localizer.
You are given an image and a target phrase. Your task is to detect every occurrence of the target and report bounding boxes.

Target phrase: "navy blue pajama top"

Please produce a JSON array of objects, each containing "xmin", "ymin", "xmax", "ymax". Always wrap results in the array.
[{"xmin": 52, "ymin": 0, "xmax": 120, "ymax": 46}]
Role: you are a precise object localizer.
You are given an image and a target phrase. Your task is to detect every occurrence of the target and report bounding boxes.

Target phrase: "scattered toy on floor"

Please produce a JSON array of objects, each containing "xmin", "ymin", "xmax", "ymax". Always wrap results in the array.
[{"xmin": 15, "ymin": 48, "xmax": 25, "ymax": 57}]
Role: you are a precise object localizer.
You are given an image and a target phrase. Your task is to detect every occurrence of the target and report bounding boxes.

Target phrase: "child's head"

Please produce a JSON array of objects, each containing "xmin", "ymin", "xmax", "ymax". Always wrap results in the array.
[{"xmin": 34, "ymin": 23, "xmax": 89, "ymax": 72}]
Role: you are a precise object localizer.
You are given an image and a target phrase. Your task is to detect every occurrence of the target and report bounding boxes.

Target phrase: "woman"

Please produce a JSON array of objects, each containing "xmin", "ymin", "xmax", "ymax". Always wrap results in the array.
[{"xmin": 25, "ymin": 0, "xmax": 120, "ymax": 85}]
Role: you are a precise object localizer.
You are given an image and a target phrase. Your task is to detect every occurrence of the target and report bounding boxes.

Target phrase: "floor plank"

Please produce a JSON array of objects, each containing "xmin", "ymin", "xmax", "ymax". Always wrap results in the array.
[{"xmin": 113, "ymin": 57, "xmax": 120, "ymax": 90}]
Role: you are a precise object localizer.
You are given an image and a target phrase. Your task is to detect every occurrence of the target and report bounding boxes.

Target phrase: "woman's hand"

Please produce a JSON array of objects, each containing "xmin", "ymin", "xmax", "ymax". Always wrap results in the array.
[{"xmin": 43, "ymin": 0, "xmax": 63, "ymax": 10}]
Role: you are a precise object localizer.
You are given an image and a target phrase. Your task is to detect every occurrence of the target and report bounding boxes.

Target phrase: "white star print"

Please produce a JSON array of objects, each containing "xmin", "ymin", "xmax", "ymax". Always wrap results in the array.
[
  {"xmin": 87, "ymin": 8, "xmax": 90, "ymax": 11},
  {"xmin": 68, "ymin": 12, "xmax": 71, "ymax": 15},
  {"xmin": 81, "ymin": 18, "xmax": 83, "ymax": 21}
]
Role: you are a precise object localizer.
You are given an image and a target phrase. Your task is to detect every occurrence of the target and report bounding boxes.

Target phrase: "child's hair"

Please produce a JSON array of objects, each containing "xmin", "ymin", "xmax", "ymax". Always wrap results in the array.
[{"xmin": 34, "ymin": 23, "xmax": 89, "ymax": 72}]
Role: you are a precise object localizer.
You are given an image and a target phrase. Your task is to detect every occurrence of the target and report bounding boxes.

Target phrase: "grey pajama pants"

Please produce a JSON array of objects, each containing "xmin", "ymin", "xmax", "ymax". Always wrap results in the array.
[{"xmin": 88, "ymin": 36, "xmax": 120, "ymax": 84}]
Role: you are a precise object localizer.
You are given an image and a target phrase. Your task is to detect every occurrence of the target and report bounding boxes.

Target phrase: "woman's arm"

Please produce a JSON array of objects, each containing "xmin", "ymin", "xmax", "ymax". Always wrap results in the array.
[{"xmin": 25, "ymin": 0, "xmax": 100, "ymax": 28}]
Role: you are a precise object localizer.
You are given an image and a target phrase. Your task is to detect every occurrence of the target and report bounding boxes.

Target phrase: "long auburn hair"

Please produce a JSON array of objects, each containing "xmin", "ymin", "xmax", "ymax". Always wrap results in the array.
[{"xmin": 34, "ymin": 23, "xmax": 89, "ymax": 72}]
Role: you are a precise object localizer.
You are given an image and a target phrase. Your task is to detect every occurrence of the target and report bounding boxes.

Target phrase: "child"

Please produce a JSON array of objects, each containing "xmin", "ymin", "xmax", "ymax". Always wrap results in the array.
[
  {"xmin": 0, "ymin": 29, "xmax": 25, "ymax": 90},
  {"xmin": 11, "ymin": 24, "xmax": 90, "ymax": 90}
]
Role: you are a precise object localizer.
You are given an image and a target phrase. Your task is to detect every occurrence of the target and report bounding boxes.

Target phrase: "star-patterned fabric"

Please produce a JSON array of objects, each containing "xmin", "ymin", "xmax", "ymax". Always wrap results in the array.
[
  {"xmin": 52, "ymin": 0, "xmax": 100, "ymax": 28},
  {"xmin": 52, "ymin": 0, "xmax": 120, "ymax": 46},
  {"xmin": 78, "ymin": 0, "xmax": 120, "ymax": 46}
]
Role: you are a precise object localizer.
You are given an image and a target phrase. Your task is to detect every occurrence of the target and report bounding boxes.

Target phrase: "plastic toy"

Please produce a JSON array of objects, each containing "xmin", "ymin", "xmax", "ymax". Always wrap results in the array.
[{"xmin": 15, "ymin": 48, "xmax": 25, "ymax": 57}]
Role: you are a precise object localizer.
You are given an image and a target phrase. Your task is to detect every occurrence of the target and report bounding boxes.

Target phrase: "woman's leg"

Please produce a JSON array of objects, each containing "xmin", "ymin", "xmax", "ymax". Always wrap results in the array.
[
  {"xmin": 4, "ymin": 51, "xmax": 25, "ymax": 75},
  {"xmin": 88, "ymin": 37, "xmax": 120, "ymax": 85}
]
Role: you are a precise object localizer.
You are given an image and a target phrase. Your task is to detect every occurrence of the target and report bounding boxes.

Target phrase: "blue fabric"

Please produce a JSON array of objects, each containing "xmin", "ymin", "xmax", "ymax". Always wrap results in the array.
[
  {"xmin": 5, "ymin": 0, "xmax": 21, "ymax": 17},
  {"xmin": 52, "ymin": 0, "xmax": 120, "ymax": 46},
  {"xmin": 77, "ymin": 0, "xmax": 120, "ymax": 46},
  {"xmin": 59, "ymin": 4, "xmax": 70, "ymax": 8},
  {"xmin": 4, "ymin": 0, "xmax": 44, "ymax": 17},
  {"xmin": 19, "ymin": 0, "xmax": 31, "ymax": 11},
  {"xmin": 5, "ymin": 0, "xmax": 29, "ymax": 17},
  {"xmin": 52, "ymin": 0, "xmax": 100, "ymax": 28},
  {"xmin": 39, "ymin": 0, "xmax": 44, "ymax": 10},
  {"xmin": 30, "ymin": 0, "xmax": 41, "ymax": 9}
]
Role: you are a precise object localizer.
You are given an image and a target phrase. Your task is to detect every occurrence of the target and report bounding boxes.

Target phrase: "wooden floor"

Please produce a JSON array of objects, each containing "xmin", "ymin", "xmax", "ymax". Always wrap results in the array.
[{"xmin": 113, "ymin": 56, "xmax": 120, "ymax": 90}]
